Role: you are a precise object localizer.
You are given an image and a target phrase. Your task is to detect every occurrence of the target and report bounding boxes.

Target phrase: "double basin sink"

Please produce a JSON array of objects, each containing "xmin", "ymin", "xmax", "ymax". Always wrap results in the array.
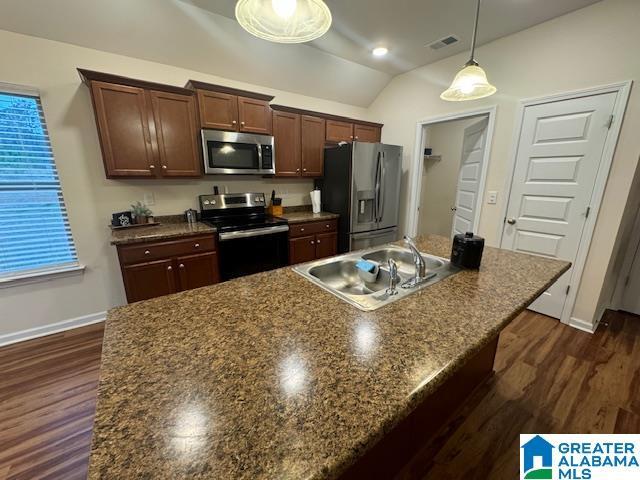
[{"xmin": 293, "ymin": 245, "xmax": 460, "ymax": 311}]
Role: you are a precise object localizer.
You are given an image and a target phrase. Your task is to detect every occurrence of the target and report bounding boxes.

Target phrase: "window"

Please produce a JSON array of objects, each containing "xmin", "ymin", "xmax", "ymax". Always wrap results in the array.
[{"xmin": 0, "ymin": 85, "xmax": 79, "ymax": 281}]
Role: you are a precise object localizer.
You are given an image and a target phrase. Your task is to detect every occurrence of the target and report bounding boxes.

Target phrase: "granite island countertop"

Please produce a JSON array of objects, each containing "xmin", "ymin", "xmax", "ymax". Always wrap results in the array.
[{"xmin": 89, "ymin": 235, "xmax": 569, "ymax": 480}]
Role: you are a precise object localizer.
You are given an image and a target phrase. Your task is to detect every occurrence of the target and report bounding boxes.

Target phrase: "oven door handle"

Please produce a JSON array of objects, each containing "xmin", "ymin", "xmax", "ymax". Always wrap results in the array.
[{"xmin": 218, "ymin": 225, "xmax": 289, "ymax": 241}]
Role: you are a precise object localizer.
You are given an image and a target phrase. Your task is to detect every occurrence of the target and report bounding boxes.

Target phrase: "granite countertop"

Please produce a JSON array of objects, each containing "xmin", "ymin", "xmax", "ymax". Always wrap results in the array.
[
  {"xmin": 277, "ymin": 210, "xmax": 340, "ymax": 224},
  {"xmin": 110, "ymin": 222, "xmax": 216, "ymax": 245},
  {"xmin": 89, "ymin": 235, "xmax": 569, "ymax": 479}
]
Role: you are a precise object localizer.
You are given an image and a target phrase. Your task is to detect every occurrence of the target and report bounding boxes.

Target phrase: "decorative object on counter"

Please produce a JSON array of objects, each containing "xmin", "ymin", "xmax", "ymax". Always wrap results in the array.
[
  {"xmin": 310, "ymin": 188, "xmax": 321, "ymax": 214},
  {"xmin": 185, "ymin": 209, "xmax": 197, "ymax": 224},
  {"xmin": 235, "ymin": 0, "xmax": 332, "ymax": 44},
  {"xmin": 451, "ymin": 231, "xmax": 485, "ymax": 269},
  {"xmin": 111, "ymin": 211, "xmax": 133, "ymax": 227},
  {"xmin": 130, "ymin": 201, "xmax": 153, "ymax": 224},
  {"xmin": 268, "ymin": 190, "xmax": 283, "ymax": 216}
]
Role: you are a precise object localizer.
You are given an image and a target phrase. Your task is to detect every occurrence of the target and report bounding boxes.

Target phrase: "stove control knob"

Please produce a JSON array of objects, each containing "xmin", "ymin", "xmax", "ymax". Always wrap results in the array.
[
  {"xmin": 212, "ymin": 200, "xmax": 216, "ymax": 205},
  {"xmin": 204, "ymin": 200, "xmax": 210, "ymax": 205}
]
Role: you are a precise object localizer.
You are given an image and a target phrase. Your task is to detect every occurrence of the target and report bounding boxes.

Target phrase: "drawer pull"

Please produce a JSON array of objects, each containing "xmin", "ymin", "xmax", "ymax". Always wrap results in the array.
[
  {"xmin": 317, "ymin": 239, "xmax": 321, "ymax": 244},
  {"xmin": 310, "ymin": 240, "xmax": 315, "ymax": 245},
  {"xmin": 144, "ymin": 250, "xmax": 151, "ymax": 255},
  {"xmin": 300, "ymin": 228, "xmax": 304, "ymax": 232},
  {"xmin": 194, "ymin": 243, "xmax": 200, "ymax": 248},
  {"xmin": 326, "ymin": 224, "xmax": 330, "ymax": 228}
]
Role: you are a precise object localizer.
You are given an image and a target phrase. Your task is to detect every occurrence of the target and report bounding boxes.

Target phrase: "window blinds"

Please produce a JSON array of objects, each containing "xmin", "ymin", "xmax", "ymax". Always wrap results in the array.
[{"xmin": 0, "ymin": 90, "xmax": 78, "ymax": 279}]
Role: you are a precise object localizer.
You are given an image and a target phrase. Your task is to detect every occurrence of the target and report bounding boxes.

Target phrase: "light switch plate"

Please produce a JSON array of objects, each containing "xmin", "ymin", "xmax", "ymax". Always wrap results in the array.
[
  {"xmin": 487, "ymin": 191, "xmax": 498, "ymax": 205},
  {"xmin": 143, "ymin": 193, "xmax": 155, "ymax": 206}
]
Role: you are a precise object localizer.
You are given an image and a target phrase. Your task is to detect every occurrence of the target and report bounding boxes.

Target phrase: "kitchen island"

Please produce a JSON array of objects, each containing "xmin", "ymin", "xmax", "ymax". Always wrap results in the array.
[{"xmin": 89, "ymin": 235, "xmax": 569, "ymax": 479}]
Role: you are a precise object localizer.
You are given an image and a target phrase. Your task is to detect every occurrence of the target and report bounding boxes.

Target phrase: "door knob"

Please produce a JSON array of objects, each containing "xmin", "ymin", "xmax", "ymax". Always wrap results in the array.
[{"xmin": 507, "ymin": 218, "xmax": 517, "ymax": 225}]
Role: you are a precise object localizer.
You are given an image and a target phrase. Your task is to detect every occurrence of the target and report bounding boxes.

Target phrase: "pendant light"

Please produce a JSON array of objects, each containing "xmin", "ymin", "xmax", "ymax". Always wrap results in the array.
[
  {"xmin": 235, "ymin": 0, "xmax": 332, "ymax": 44},
  {"xmin": 441, "ymin": 0, "xmax": 496, "ymax": 101}
]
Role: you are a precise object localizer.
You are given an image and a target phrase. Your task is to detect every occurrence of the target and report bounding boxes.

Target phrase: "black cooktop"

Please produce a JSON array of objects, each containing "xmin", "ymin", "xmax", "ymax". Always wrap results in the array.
[{"xmin": 202, "ymin": 214, "xmax": 288, "ymax": 233}]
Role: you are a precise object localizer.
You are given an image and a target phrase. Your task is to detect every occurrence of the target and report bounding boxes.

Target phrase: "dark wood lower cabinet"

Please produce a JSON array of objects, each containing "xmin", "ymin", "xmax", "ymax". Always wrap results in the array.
[
  {"xmin": 288, "ymin": 219, "xmax": 339, "ymax": 265},
  {"xmin": 176, "ymin": 252, "xmax": 220, "ymax": 291},
  {"xmin": 117, "ymin": 234, "xmax": 219, "ymax": 303},
  {"xmin": 315, "ymin": 232, "xmax": 338, "ymax": 259},
  {"xmin": 122, "ymin": 259, "xmax": 176, "ymax": 303}
]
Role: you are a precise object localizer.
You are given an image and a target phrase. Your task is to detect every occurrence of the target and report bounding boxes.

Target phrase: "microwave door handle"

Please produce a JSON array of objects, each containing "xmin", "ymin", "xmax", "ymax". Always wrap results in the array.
[{"xmin": 257, "ymin": 143, "xmax": 263, "ymax": 167}]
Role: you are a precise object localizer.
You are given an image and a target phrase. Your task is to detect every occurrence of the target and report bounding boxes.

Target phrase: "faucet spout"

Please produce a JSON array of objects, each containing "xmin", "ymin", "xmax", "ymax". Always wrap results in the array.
[{"xmin": 404, "ymin": 235, "xmax": 426, "ymax": 279}]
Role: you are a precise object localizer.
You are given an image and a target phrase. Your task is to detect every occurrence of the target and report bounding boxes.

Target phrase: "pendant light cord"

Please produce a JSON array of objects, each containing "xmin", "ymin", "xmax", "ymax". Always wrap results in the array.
[{"xmin": 467, "ymin": 0, "xmax": 481, "ymax": 66}]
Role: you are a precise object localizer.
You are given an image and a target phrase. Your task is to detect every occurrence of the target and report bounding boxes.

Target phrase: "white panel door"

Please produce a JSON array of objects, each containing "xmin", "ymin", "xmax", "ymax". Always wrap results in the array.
[
  {"xmin": 501, "ymin": 92, "xmax": 617, "ymax": 319},
  {"xmin": 451, "ymin": 118, "xmax": 488, "ymax": 237}
]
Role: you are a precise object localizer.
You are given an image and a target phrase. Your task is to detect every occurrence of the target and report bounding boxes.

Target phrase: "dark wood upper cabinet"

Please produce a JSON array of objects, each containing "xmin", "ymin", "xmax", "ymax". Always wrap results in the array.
[
  {"xmin": 197, "ymin": 90, "xmax": 239, "ymax": 131},
  {"xmin": 326, "ymin": 120, "xmax": 354, "ymax": 143},
  {"xmin": 80, "ymin": 70, "xmax": 201, "ymax": 179},
  {"xmin": 301, "ymin": 115, "xmax": 325, "ymax": 177},
  {"xmin": 150, "ymin": 91, "xmax": 201, "ymax": 177},
  {"xmin": 176, "ymin": 252, "xmax": 220, "ymax": 291},
  {"xmin": 123, "ymin": 259, "xmax": 176, "ymax": 303},
  {"xmin": 273, "ymin": 110, "xmax": 301, "ymax": 177},
  {"xmin": 238, "ymin": 96, "xmax": 272, "ymax": 134},
  {"xmin": 354, "ymin": 123, "xmax": 382, "ymax": 143},
  {"xmin": 90, "ymin": 81, "xmax": 157, "ymax": 178}
]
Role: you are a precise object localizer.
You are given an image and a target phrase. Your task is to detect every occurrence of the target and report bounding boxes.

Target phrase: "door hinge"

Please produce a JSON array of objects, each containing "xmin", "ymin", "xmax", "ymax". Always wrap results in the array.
[
  {"xmin": 585, "ymin": 206, "xmax": 591, "ymax": 219},
  {"xmin": 566, "ymin": 285, "xmax": 571, "ymax": 295},
  {"xmin": 606, "ymin": 114, "xmax": 614, "ymax": 130}
]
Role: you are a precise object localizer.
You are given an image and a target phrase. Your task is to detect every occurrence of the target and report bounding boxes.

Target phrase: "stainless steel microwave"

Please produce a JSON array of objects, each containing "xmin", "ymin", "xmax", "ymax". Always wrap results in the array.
[{"xmin": 201, "ymin": 129, "xmax": 275, "ymax": 175}]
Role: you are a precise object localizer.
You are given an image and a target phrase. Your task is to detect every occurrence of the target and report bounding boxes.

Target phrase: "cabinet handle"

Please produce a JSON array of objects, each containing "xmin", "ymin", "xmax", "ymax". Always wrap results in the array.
[
  {"xmin": 194, "ymin": 243, "xmax": 200, "ymax": 248},
  {"xmin": 241, "ymin": 121, "xmax": 245, "ymax": 126},
  {"xmin": 300, "ymin": 228, "xmax": 304, "ymax": 232},
  {"xmin": 355, "ymin": 136, "xmax": 359, "ymax": 140},
  {"xmin": 310, "ymin": 240, "xmax": 315, "ymax": 244},
  {"xmin": 144, "ymin": 250, "xmax": 151, "ymax": 255},
  {"xmin": 350, "ymin": 135, "xmax": 354, "ymax": 139},
  {"xmin": 167, "ymin": 266, "xmax": 172, "ymax": 271},
  {"xmin": 296, "ymin": 168, "xmax": 300, "ymax": 172},
  {"xmin": 317, "ymin": 239, "xmax": 321, "ymax": 244},
  {"xmin": 179, "ymin": 264, "xmax": 185, "ymax": 269},
  {"xmin": 162, "ymin": 165, "xmax": 167, "ymax": 169},
  {"xmin": 149, "ymin": 165, "xmax": 155, "ymax": 169},
  {"xmin": 303, "ymin": 168, "xmax": 307, "ymax": 172},
  {"xmin": 232, "ymin": 120, "xmax": 237, "ymax": 125}
]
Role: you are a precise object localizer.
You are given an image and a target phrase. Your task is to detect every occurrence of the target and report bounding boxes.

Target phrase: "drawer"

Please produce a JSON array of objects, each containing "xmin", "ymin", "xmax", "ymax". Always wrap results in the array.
[
  {"xmin": 118, "ymin": 235, "xmax": 216, "ymax": 265},
  {"xmin": 289, "ymin": 219, "xmax": 338, "ymax": 238}
]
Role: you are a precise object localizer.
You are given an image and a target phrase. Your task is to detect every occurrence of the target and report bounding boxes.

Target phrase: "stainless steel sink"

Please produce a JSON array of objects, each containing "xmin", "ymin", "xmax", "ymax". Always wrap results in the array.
[{"xmin": 293, "ymin": 245, "xmax": 460, "ymax": 311}]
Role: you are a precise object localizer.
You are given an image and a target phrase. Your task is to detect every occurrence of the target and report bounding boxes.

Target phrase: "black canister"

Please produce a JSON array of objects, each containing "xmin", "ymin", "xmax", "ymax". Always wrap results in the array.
[{"xmin": 451, "ymin": 232, "xmax": 485, "ymax": 269}]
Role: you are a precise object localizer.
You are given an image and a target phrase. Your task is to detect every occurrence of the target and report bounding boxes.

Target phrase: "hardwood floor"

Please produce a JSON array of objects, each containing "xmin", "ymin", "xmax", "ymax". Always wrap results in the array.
[{"xmin": 0, "ymin": 310, "xmax": 638, "ymax": 480}]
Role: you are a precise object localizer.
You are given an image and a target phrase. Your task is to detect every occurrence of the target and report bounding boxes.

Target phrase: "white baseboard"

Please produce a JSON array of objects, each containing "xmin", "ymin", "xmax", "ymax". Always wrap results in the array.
[
  {"xmin": 0, "ymin": 311, "xmax": 106, "ymax": 347},
  {"xmin": 568, "ymin": 316, "xmax": 598, "ymax": 334}
]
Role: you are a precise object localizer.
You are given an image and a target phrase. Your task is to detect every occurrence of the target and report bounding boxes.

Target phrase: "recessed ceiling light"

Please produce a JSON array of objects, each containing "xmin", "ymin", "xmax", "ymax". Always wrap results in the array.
[{"xmin": 372, "ymin": 47, "xmax": 388, "ymax": 57}]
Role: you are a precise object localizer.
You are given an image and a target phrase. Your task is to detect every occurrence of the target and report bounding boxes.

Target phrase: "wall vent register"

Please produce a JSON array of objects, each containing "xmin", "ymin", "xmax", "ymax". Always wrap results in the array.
[{"xmin": 0, "ymin": 85, "xmax": 79, "ymax": 282}]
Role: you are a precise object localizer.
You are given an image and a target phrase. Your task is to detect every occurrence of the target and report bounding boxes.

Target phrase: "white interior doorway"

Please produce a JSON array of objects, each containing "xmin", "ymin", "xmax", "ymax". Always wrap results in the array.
[
  {"xmin": 408, "ymin": 107, "xmax": 496, "ymax": 238},
  {"xmin": 499, "ymin": 82, "xmax": 631, "ymax": 327}
]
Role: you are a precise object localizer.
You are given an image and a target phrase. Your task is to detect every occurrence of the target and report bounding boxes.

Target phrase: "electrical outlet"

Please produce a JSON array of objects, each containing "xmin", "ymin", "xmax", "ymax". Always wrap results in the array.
[
  {"xmin": 487, "ymin": 191, "xmax": 498, "ymax": 205},
  {"xmin": 143, "ymin": 193, "xmax": 155, "ymax": 206}
]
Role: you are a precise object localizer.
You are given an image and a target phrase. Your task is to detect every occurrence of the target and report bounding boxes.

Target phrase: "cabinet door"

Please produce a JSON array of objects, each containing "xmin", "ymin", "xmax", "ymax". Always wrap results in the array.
[
  {"xmin": 238, "ymin": 97, "xmax": 272, "ymax": 134},
  {"xmin": 289, "ymin": 235, "xmax": 317, "ymax": 265},
  {"xmin": 315, "ymin": 232, "xmax": 338, "ymax": 259},
  {"xmin": 301, "ymin": 115, "xmax": 325, "ymax": 177},
  {"xmin": 326, "ymin": 120, "xmax": 354, "ymax": 143},
  {"xmin": 197, "ymin": 90, "xmax": 238, "ymax": 130},
  {"xmin": 354, "ymin": 124, "xmax": 381, "ymax": 143},
  {"xmin": 90, "ymin": 81, "xmax": 156, "ymax": 177},
  {"xmin": 150, "ymin": 91, "xmax": 201, "ymax": 177},
  {"xmin": 273, "ymin": 110, "xmax": 301, "ymax": 177},
  {"xmin": 176, "ymin": 252, "xmax": 220, "ymax": 291},
  {"xmin": 123, "ymin": 259, "xmax": 176, "ymax": 303}
]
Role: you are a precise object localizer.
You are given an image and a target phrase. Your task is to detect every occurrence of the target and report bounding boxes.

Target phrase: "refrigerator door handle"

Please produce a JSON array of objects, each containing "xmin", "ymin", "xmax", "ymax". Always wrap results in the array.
[
  {"xmin": 374, "ymin": 151, "xmax": 382, "ymax": 223},
  {"xmin": 379, "ymin": 151, "xmax": 386, "ymax": 223}
]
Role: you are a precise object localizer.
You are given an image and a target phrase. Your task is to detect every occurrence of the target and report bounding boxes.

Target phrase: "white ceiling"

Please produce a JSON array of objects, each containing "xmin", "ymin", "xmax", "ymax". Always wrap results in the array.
[{"xmin": 0, "ymin": 0, "xmax": 601, "ymax": 107}]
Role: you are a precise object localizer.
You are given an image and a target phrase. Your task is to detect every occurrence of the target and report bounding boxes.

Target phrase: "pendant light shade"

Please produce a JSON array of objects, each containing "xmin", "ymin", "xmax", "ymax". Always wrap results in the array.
[
  {"xmin": 235, "ymin": 0, "xmax": 332, "ymax": 44},
  {"xmin": 440, "ymin": 61, "xmax": 496, "ymax": 101},
  {"xmin": 441, "ymin": 0, "xmax": 496, "ymax": 102}
]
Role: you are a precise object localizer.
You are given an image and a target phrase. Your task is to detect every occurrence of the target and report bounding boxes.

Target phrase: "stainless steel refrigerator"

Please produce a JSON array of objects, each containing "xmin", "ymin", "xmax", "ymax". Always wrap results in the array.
[{"xmin": 316, "ymin": 142, "xmax": 403, "ymax": 253}]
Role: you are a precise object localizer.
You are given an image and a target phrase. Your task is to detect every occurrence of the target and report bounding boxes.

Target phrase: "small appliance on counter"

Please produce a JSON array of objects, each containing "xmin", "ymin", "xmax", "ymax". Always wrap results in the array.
[
  {"xmin": 310, "ymin": 188, "xmax": 321, "ymax": 214},
  {"xmin": 184, "ymin": 209, "xmax": 197, "ymax": 224},
  {"xmin": 451, "ymin": 232, "xmax": 485, "ymax": 269}
]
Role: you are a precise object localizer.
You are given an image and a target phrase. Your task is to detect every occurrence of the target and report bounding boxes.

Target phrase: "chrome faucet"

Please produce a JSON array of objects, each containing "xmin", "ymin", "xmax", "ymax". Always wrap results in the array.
[
  {"xmin": 405, "ymin": 235, "xmax": 426, "ymax": 277},
  {"xmin": 386, "ymin": 259, "xmax": 399, "ymax": 296}
]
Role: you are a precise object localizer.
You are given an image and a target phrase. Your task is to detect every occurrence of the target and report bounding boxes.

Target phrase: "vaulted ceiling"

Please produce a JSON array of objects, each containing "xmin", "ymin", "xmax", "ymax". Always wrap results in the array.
[{"xmin": 0, "ymin": 0, "xmax": 601, "ymax": 106}]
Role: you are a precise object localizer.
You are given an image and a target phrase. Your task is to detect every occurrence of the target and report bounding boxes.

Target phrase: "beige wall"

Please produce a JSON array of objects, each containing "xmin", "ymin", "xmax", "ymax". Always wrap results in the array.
[
  {"xmin": 418, "ymin": 117, "xmax": 483, "ymax": 237},
  {"xmin": 369, "ymin": 0, "xmax": 640, "ymax": 328},
  {"xmin": 0, "ymin": 29, "xmax": 370, "ymax": 338}
]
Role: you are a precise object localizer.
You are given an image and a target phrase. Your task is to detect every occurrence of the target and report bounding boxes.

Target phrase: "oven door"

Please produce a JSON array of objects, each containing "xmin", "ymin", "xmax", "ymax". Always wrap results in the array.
[
  {"xmin": 217, "ymin": 226, "xmax": 289, "ymax": 280},
  {"xmin": 202, "ymin": 130, "xmax": 274, "ymax": 175}
]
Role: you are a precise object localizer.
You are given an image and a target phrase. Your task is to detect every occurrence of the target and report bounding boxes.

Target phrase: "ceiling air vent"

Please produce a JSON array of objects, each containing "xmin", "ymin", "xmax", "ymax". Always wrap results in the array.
[{"xmin": 427, "ymin": 35, "xmax": 460, "ymax": 50}]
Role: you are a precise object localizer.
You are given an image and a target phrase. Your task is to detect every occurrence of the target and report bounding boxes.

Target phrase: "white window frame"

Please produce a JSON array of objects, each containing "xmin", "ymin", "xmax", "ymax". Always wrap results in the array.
[{"xmin": 0, "ymin": 82, "xmax": 84, "ymax": 288}]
